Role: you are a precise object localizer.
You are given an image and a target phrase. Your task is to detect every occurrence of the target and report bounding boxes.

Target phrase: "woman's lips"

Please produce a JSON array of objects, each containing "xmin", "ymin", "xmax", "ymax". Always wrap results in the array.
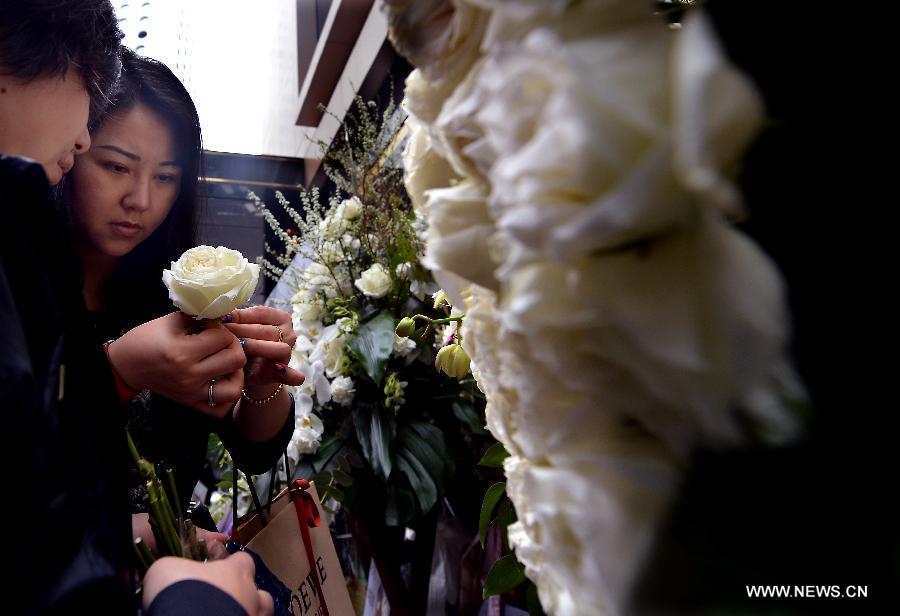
[{"xmin": 110, "ymin": 221, "xmax": 142, "ymax": 238}]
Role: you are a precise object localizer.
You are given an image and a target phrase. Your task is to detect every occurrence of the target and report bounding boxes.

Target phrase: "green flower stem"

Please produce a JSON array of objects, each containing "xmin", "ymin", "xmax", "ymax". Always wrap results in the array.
[
  {"xmin": 164, "ymin": 468, "xmax": 182, "ymax": 524},
  {"xmin": 148, "ymin": 514, "xmax": 179, "ymax": 559},
  {"xmin": 151, "ymin": 474, "xmax": 179, "ymax": 536},
  {"xmin": 411, "ymin": 314, "xmax": 465, "ymax": 325},
  {"xmin": 184, "ymin": 520, "xmax": 208, "ymax": 562},
  {"xmin": 134, "ymin": 537, "xmax": 155, "ymax": 575},
  {"xmin": 147, "ymin": 482, "xmax": 181, "ymax": 556},
  {"xmin": 126, "ymin": 431, "xmax": 141, "ymax": 466}
]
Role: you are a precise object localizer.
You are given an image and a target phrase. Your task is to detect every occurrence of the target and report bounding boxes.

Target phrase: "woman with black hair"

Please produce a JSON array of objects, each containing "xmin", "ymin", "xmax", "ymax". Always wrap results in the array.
[{"xmin": 65, "ymin": 50, "xmax": 301, "ymax": 556}]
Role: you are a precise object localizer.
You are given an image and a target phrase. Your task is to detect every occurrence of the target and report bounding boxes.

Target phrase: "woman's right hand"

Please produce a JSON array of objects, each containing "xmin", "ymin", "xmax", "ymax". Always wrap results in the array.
[
  {"xmin": 106, "ymin": 312, "xmax": 246, "ymax": 416},
  {"xmin": 143, "ymin": 553, "xmax": 273, "ymax": 616},
  {"xmin": 132, "ymin": 513, "xmax": 229, "ymax": 561}
]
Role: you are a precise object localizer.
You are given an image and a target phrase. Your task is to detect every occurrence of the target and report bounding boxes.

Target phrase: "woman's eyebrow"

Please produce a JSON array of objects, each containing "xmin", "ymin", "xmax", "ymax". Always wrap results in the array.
[
  {"xmin": 97, "ymin": 144, "xmax": 140, "ymax": 160},
  {"xmin": 96, "ymin": 144, "xmax": 180, "ymax": 168}
]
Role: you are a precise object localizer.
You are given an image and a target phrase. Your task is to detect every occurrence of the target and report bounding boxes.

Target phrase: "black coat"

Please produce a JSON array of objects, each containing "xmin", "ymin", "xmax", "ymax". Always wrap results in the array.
[{"xmin": 1, "ymin": 155, "xmax": 134, "ymax": 613}]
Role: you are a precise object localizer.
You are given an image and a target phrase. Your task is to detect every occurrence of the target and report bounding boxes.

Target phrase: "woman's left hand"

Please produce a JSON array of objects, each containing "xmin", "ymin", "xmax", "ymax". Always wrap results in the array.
[{"xmin": 221, "ymin": 306, "xmax": 304, "ymax": 389}]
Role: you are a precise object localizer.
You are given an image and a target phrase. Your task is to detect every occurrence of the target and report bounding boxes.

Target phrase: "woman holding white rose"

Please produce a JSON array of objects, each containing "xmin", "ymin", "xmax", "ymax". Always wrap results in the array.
[{"xmin": 63, "ymin": 50, "xmax": 301, "ymax": 554}]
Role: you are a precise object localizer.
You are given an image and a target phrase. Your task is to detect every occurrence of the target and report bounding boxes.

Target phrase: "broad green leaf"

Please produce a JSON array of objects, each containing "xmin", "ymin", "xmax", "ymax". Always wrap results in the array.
[
  {"xmin": 393, "ymin": 422, "xmax": 450, "ymax": 516},
  {"xmin": 384, "ymin": 482, "xmax": 417, "ymax": 526},
  {"xmin": 479, "ymin": 482, "xmax": 506, "ymax": 547},
  {"xmin": 452, "ymin": 400, "xmax": 488, "ymax": 435},
  {"xmin": 483, "ymin": 554, "xmax": 526, "ymax": 598},
  {"xmin": 346, "ymin": 312, "xmax": 396, "ymax": 384},
  {"xmin": 478, "ymin": 442, "xmax": 510, "ymax": 468},
  {"xmin": 403, "ymin": 422, "xmax": 449, "ymax": 480},
  {"xmin": 352, "ymin": 400, "xmax": 395, "ymax": 481}
]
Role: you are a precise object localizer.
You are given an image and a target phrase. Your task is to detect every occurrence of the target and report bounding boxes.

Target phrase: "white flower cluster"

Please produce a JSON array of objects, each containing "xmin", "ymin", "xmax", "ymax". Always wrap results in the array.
[{"xmin": 388, "ymin": 2, "xmax": 806, "ymax": 614}]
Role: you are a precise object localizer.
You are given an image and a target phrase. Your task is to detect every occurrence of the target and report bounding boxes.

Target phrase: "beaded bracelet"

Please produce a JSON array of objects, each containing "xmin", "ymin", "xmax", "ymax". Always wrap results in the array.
[{"xmin": 241, "ymin": 382, "xmax": 284, "ymax": 404}]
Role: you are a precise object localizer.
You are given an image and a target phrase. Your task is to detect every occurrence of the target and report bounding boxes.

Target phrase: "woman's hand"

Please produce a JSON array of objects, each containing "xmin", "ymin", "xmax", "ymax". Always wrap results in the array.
[
  {"xmin": 107, "ymin": 312, "xmax": 246, "ymax": 417},
  {"xmin": 142, "ymin": 553, "xmax": 274, "ymax": 616},
  {"xmin": 222, "ymin": 306, "xmax": 304, "ymax": 391},
  {"xmin": 132, "ymin": 513, "xmax": 229, "ymax": 561}
]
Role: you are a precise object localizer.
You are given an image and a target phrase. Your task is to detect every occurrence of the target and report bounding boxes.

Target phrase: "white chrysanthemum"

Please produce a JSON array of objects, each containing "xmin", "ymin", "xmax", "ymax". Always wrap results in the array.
[
  {"xmin": 330, "ymin": 376, "xmax": 356, "ymax": 407},
  {"xmin": 385, "ymin": 0, "xmax": 490, "ymax": 124},
  {"xmin": 421, "ymin": 180, "xmax": 500, "ymax": 291},
  {"xmin": 395, "ymin": 4, "xmax": 806, "ymax": 614}
]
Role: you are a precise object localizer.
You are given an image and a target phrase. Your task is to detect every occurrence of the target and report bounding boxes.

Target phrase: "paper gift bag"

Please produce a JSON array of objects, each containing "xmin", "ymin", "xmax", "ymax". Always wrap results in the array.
[{"xmin": 234, "ymin": 479, "xmax": 355, "ymax": 616}]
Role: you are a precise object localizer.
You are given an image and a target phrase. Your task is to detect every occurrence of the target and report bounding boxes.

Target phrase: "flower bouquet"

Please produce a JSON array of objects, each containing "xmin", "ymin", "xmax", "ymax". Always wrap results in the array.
[{"xmin": 243, "ymin": 96, "xmax": 488, "ymax": 531}]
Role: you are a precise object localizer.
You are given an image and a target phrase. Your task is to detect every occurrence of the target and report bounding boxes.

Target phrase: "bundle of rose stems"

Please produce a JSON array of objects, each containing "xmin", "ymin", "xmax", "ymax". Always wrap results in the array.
[{"xmin": 126, "ymin": 432, "xmax": 209, "ymax": 574}]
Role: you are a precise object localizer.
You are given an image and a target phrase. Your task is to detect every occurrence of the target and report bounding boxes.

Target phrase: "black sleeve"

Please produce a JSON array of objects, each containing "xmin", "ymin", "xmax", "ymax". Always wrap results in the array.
[
  {"xmin": 219, "ymin": 393, "xmax": 296, "ymax": 475},
  {"xmin": 147, "ymin": 580, "xmax": 248, "ymax": 616}
]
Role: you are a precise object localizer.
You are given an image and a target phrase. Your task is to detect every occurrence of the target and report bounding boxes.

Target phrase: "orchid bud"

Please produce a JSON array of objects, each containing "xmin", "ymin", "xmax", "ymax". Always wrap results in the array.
[
  {"xmin": 435, "ymin": 343, "xmax": 471, "ymax": 379},
  {"xmin": 396, "ymin": 317, "xmax": 416, "ymax": 338}
]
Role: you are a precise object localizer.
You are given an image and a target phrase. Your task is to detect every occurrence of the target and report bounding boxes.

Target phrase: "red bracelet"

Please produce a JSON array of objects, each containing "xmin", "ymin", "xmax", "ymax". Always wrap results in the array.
[{"xmin": 103, "ymin": 340, "xmax": 140, "ymax": 403}]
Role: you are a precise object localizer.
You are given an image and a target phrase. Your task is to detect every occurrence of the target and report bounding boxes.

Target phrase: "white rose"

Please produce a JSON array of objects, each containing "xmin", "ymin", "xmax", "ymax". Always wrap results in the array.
[
  {"xmin": 354, "ymin": 263, "xmax": 392, "ymax": 298},
  {"xmin": 339, "ymin": 196, "xmax": 362, "ymax": 221},
  {"xmin": 162, "ymin": 245, "xmax": 260, "ymax": 319},
  {"xmin": 330, "ymin": 376, "xmax": 356, "ymax": 407}
]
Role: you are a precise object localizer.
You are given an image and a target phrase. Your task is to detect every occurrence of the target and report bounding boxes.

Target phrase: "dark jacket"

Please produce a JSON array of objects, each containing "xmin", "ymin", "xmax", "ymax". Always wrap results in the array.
[{"xmin": 1, "ymin": 156, "xmax": 271, "ymax": 615}]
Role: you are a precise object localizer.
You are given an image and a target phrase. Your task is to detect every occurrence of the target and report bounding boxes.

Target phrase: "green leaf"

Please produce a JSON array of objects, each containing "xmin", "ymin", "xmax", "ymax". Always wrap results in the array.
[
  {"xmin": 483, "ymin": 554, "xmax": 526, "ymax": 598},
  {"xmin": 394, "ymin": 422, "xmax": 450, "ymax": 515},
  {"xmin": 526, "ymin": 582, "xmax": 546, "ymax": 616},
  {"xmin": 478, "ymin": 442, "xmax": 510, "ymax": 468},
  {"xmin": 496, "ymin": 498, "xmax": 517, "ymax": 550},
  {"xmin": 451, "ymin": 400, "xmax": 488, "ymax": 435},
  {"xmin": 346, "ymin": 312, "xmax": 396, "ymax": 384},
  {"xmin": 384, "ymin": 482, "xmax": 417, "ymax": 526},
  {"xmin": 332, "ymin": 469, "xmax": 354, "ymax": 486},
  {"xmin": 352, "ymin": 399, "xmax": 396, "ymax": 481},
  {"xmin": 479, "ymin": 482, "xmax": 506, "ymax": 547},
  {"xmin": 310, "ymin": 470, "xmax": 331, "ymax": 489},
  {"xmin": 309, "ymin": 435, "xmax": 346, "ymax": 473},
  {"xmin": 320, "ymin": 485, "xmax": 345, "ymax": 502}
]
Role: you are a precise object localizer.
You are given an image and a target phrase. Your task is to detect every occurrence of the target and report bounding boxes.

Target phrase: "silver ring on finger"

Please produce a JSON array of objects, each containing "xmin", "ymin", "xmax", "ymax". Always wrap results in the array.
[
  {"xmin": 273, "ymin": 324, "xmax": 284, "ymax": 343},
  {"xmin": 208, "ymin": 377, "xmax": 218, "ymax": 407}
]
